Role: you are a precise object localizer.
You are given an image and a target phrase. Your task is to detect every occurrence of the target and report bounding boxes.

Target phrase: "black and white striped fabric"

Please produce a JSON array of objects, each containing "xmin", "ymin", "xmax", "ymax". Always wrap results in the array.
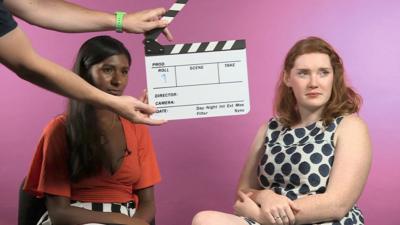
[
  {"xmin": 154, "ymin": 39, "xmax": 246, "ymax": 56},
  {"xmin": 242, "ymin": 217, "xmax": 259, "ymax": 225},
  {"xmin": 36, "ymin": 201, "xmax": 136, "ymax": 225}
]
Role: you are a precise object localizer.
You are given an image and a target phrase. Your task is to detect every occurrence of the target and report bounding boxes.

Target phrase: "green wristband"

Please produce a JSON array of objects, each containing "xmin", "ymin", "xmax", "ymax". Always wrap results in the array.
[{"xmin": 115, "ymin": 11, "xmax": 126, "ymax": 33}]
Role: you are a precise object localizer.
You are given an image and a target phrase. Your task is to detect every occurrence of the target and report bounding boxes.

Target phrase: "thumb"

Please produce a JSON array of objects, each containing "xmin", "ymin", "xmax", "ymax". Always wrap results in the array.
[
  {"xmin": 237, "ymin": 190, "xmax": 246, "ymax": 201},
  {"xmin": 237, "ymin": 190, "xmax": 251, "ymax": 202},
  {"xmin": 245, "ymin": 192, "xmax": 253, "ymax": 197},
  {"xmin": 289, "ymin": 201, "xmax": 300, "ymax": 213},
  {"xmin": 133, "ymin": 100, "xmax": 156, "ymax": 114}
]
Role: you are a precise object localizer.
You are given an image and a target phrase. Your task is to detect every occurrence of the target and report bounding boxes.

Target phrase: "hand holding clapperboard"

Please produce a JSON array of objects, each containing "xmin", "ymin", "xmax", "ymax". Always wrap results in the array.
[{"xmin": 144, "ymin": 0, "xmax": 250, "ymax": 120}]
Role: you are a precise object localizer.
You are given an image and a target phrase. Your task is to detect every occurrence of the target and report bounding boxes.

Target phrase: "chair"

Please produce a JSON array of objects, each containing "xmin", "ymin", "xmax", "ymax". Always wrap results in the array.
[
  {"xmin": 18, "ymin": 178, "xmax": 47, "ymax": 225},
  {"xmin": 18, "ymin": 178, "xmax": 156, "ymax": 225}
]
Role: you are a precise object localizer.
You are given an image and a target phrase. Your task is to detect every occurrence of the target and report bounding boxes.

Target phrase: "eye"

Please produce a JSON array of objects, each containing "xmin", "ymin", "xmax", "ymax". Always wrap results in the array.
[
  {"xmin": 319, "ymin": 70, "xmax": 331, "ymax": 77},
  {"xmin": 297, "ymin": 70, "xmax": 309, "ymax": 77},
  {"xmin": 101, "ymin": 67, "xmax": 114, "ymax": 74},
  {"xmin": 121, "ymin": 69, "xmax": 129, "ymax": 76}
]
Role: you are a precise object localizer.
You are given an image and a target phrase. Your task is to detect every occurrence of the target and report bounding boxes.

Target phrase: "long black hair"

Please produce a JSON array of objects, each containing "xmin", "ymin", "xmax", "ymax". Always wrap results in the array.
[{"xmin": 66, "ymin": 36, "xmax": 131, "ymax": 182}]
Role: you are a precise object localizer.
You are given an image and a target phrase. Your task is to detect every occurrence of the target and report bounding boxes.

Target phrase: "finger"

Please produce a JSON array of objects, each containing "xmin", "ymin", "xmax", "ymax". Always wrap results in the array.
[
  {"xmin": 245, "ymin": 191, "xmax": 253, "ymax": 197},
  {"xmin": 142, "ymin": 8, "xmax": 167, "ymax": 21},
  {"xmin": 133, "ymin": 100, "xmax": 157, "ymax": 114},
  {"xmin": 141, "ymin": 89, "xmax": 149, "ymax": 104},
  {"xmin": 135, "ymin": 116, "xmax": 167, "ymax": 126},
  {"xmin": 144, "ymin": 7, "xmax": 167, "ymax": 20},
  {"xmin": 275, "ymin": 216, "xmax": 284, "ymax": 225},
  {"xmin": 237, "ymin": 190, "xmax": 247, "ymax": 201},
  {"xmin": 278, "ymin": 208, "xmax": 289, "ymax": 225},
  {"xmin": 270, "ymin": 209, "xmax": 283, "ymax": 225},
  {"xmin": 265, "ymin": 212, "xmax": 277, "ymax": 225},
  {"xmin": 240, "ymin": 189, "xmax": 254, "ymax": 196},
  {"xmin": 144, "ymin": 20, "xmax": 169, "ymax": 32},
  {"xmin": 138, "ymin": 90, "xmax": 146, "ymax": 102},
  {"xmin": 284, "ymin": 207, "xmax": 296, "ymax": 225},
  {"xmin": 289, "ymin": 201, "xmax": 300, "ymax": 213},
  {"xmin": 162, "ymin": 27, "xmax": 174, "ymax": 41}
]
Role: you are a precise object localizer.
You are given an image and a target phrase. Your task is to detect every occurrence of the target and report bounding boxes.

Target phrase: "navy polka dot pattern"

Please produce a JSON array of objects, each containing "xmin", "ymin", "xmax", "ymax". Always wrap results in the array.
[{"xmin": 256, "ymin": 116, "xmax": 364, "ymax": 225}]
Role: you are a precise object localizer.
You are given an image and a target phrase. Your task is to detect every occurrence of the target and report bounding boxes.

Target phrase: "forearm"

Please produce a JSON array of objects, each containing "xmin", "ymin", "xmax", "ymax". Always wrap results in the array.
[
  {"xmin": 5, "ymin": 0, "xmax": 114, "ymax": 32},
  {"xmin": 18, "ymin": 52, "xmax": 114, "ymax": 108},
  {"xmin": 133, "ymin": 201, "xmax": 155, "ymax": 224},
  {"xmin": 134, "ymin": 187, "xmax": 156, "ymax": 223},
  {"xmin": 293, "ymin": 194, "xmax": 346, "ymax": 225},
  {"xmin": 0, "ymin": 27, "xmax": 116, "ymax": 110}
]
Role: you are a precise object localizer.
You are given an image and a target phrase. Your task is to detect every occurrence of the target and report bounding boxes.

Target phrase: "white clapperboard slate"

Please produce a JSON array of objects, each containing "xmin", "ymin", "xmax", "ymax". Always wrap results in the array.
[{"xmin": 144, "ymin": 0, "xmax": 250, "ymax": 120}]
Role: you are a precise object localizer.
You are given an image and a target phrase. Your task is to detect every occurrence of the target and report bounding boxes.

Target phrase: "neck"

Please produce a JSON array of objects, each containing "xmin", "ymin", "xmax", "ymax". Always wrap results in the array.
[
  {"xmin": 296, "ymin": 106, "xmax": 325, "ymax": 127},
  {"xmin": 96, "ymin": 109, "xmax": 117, "ymax": 127}
]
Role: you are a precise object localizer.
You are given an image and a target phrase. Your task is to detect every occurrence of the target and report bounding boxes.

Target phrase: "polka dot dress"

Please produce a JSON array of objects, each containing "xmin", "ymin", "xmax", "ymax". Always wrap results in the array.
[{"xmin": 256, "ymin": 116, "xmax": 364, "ymax": 225}]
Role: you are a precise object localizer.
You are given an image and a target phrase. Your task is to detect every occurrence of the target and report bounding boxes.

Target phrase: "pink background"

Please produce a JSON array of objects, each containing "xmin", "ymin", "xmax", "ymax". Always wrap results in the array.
[{"xmin": 1, "ymin": 0, "xmax": 399, "ymax": 224}]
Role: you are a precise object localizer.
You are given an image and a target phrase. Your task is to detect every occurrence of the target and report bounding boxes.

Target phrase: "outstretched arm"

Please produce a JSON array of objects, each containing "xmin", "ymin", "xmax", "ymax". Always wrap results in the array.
[
  {"xmin": 4, "ymin": 0, "xmax": 172, "ymax": 40},
  {"xmin": 0, "ymin": 27, "xmax": 165, "ymax": 125}
]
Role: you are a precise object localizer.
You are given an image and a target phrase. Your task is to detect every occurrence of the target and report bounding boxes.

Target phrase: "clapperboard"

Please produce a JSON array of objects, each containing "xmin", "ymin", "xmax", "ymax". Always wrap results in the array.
[{"xmin": 144, "ymin": 0, "xmax": 250, "ymax": 120}]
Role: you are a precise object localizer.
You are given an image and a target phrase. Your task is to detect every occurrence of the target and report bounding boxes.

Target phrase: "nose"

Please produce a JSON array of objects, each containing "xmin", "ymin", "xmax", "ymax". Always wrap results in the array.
[
  {"xmin": 110, "ymin": 72, "xmax": 123, "ymax": 86},
  {"xmin": 308, "ymin": 73, "xmax": 318, "ymax": 89}
]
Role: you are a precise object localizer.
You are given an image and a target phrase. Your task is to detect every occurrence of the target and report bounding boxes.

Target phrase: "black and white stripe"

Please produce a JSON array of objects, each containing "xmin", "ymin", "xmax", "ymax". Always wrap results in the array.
[
  {"xmin": 36, "ymin": 201, "xmax": 136, "ymax": 225},
  {"xmin": 162, "ymin": 0, "xmax": 188, "ymax": 23},
  {"xmin": 242, "ymin": 217, "xmax": 260, "ymax": 225},
  {"xmin": 148, "ymin": 39, "xmax": 246, "ymax": 56},
  {"xmin": 145, "ymin": 0, "xmax": 188, "ymax": 40}
]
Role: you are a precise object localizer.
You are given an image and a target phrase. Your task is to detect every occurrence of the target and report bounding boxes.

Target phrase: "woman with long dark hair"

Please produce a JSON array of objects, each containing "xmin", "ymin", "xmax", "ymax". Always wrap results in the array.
[{"xmin": 24, "ymin": 36, "xmax": 160, "ymax": 225}]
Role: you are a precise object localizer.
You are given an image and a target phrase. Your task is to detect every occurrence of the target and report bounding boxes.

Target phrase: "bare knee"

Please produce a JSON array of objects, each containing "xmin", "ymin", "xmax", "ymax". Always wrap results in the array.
[{"xmin": 192, "ymin": 211, "xmax": 219, "ymax": 225}]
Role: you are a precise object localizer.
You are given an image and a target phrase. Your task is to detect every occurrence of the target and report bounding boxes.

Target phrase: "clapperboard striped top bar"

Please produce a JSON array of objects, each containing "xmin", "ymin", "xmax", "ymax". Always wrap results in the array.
[
  {"xmin": 146, "ymin": 40, "xmax": 246, "ymax": 56},
  {"xmin": 162, "ymin": 0, "xmax": 188, "ymax": 23},
  {"xmin": 145, "ymin": 0, "xmax": 189, "ymax": 40}
]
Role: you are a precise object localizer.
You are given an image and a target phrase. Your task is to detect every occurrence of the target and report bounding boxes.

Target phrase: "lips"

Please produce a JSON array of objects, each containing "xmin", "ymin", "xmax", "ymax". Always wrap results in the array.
[
  {"xmin": 306, "ymin": 92, "xmax": 321, "ymax": 97},
  {"xmin": 107, "ymin": 89, "xmax": 122, "ymax": 96}
]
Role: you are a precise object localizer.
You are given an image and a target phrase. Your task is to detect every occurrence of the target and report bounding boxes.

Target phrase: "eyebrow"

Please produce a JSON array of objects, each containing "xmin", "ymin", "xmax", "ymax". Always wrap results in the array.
[
  {"xmin": 101, "ymin": 63, "xmax": 129, "ymax": 69},
  {"xmin": 295, "ymin": 67, "xmax": 332, "ymax": 71}
]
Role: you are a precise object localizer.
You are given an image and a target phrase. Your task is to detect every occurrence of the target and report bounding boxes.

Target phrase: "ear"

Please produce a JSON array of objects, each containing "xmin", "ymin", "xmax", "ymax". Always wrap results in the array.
[{"xmin": 283, "ymin": 71, "xmax": 291, "ymax": 87}]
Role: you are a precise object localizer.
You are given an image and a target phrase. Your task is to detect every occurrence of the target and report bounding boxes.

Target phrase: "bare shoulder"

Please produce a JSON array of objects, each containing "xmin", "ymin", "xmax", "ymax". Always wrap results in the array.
[
  {"xmin": 337, "ymin": 114, "xmax": 369, "ymax": 134},
  {"xmin": 335, "ymin": 114, "xmax": 371, "ymax": 147},
  {"xmin": 256, "ymin": 122, "xmax": 269, "ymax": 136},
  {"xmin": 252, "ymin": 122, "xmax": 268, "ymax": 142}
]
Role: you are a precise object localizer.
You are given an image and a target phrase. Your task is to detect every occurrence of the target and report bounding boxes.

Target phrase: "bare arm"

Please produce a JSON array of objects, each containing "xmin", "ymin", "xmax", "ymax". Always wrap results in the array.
[
  {"xmin": 133, "ymin": 186, "xmax": 156, "ymax": 223},
  {"xmin": 4, "ymin": 0, "xmax": 172, "ymax": 39},
  {"xmin": 293, "ymin": 114, "xmax": 372, "ymax": 224},
  {"xmin": 235, "ymin": 123, "xmax": 299, "ymax": 225},
  {"xmin": 0, "ymin": 27, "xmax": 165, "ymax": 125},
  {"xmin": 236, "ymin": 123, "xmax": 267, "ymax": 193},
  {"xmin": 233, "ymin": 124, "xmax": 266, "ymax": 220},
  {"xmin": 0, "ymin": 27, "xmax": 110, "ymax": 105},
  {"xmin": 45, "ymin": 195, "xmax": 149, "ymax": 225}
]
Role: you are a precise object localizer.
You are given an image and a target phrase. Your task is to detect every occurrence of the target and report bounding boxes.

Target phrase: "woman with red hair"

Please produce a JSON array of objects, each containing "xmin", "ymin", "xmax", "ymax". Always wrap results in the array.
[{"xmin": 192, "ymin": 37, "xmax": 371, "ymax": 225}]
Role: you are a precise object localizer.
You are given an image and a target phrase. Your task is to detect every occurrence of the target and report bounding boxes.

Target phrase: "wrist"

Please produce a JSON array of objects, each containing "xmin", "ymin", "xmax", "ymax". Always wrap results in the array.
[
  {"xmin": 104, "ymin": 94, "xmax": 120, "ymax": 113},
  {"xmin": 114, "ymin": 11, "xmax": 126, "ymax": 33}
]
